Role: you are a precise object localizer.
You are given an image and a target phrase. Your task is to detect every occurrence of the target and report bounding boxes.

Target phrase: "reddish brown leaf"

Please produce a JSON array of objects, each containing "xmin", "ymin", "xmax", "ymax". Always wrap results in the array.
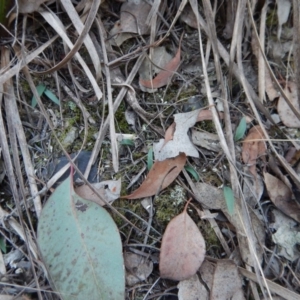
[
  {"xmin": 159, "ymin": 203, "xmax": 206, "ymax": 281},
  {"xmin": 264, "ymin": 172, "xmax": 300, "ymax": 223},
  {"xmin": 122, "ymin": 153, "xmax": 186, "ymax": 199},
  {"xmin": 139, "ymin": 36, "xmax": 182, "ymax": 89},
  {"xmin": 242, "ymin": 125, "xmax": 266, "ymax": 176}
]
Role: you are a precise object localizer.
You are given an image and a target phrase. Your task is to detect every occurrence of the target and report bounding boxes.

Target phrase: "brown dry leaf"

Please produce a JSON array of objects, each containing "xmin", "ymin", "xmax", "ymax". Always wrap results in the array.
[
  {"xmin": 159, "ymin": 203, "xmax": 206, "ymax": 281},
  {"xmin": 180, "ymin": 4, "xmax": 198, "ymax": 29},
  {"xmin": 124, "ymin": 252, "xmax": 153, "ymax": 286},
  {"xmin": 277, "ymin": 82, "xmax": 300, "ymax": 128},
  {"xmin": 265, "ymin": 68, "xmax": 279, "ymax": 101},
  {"xmin": 75, "ymin": 179, "xmax": 121, "ymax": 206},
  {"xmin": 264, "ymin": 172, "xmax": 300, "ymax": 223},
  {"xmin": 211, "ymin": 260, "xmax": 245, "ymax": 300},
  {"xmin": 18, "ymin": 0, "xmax": 48, "ymax": 13},
  {"xmin": 195, "ymin": 183, "xmax": 265, "ymax": 267},
  {"xmin": 177, "ymin": 274, "xmax": 208, "ymax": 300},
  {"xmin": 122, "ymin": 153, "xmax": 186, "ymax": 199},
  {"xmin": 109, "ymin": 0, "xmax": 151, "ymax": 46},
  {"xmin": 139, "ymin": 35, "xmax": 182, "ymax": 89},
  {"xmin": 242, "ymin": 125, "xmax": 266, "ymax": 177}
]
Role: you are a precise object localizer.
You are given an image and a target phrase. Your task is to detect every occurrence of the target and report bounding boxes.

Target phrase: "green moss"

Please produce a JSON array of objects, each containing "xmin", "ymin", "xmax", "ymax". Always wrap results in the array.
[
  {"xmin": 154, "ymin": 185, "xmax": 186, "ymax": 228},
  {"xmin": 198, "ymin": 220, "xmax": 221, "ymax": 250}
]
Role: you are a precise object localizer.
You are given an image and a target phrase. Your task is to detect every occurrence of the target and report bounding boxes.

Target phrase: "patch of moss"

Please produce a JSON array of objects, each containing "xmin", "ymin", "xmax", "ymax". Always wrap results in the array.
[
  {"xmin": 198, "ymin": 220, "xmax": 221, "ymax": 250},
  {"xmin": 154, "ymin": 185, "xmax": 186, "ymax": 228}
]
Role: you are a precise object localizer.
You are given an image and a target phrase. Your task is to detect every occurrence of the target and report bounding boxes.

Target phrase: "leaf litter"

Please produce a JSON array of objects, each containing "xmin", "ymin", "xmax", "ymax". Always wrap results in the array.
[{"xmin": 3, "ymin": 0, "xmax": 300, "ymax": 299}]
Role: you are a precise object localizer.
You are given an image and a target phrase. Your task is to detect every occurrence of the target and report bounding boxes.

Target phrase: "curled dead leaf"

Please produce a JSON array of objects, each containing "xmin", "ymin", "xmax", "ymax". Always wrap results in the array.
[
  {"xmin": 122, "ymin": 153, "xmax": 186, "ymax": 199},
  {"xmin": 159, "ymin": 203, "xmax": 206, "ymax": 281},
  {"xmin": 75, "ymin": 179, "xmax": 121, "ymax": 206},
  {"xmin": 139, "ymin": 35, "xmax": 182, "ymax": 89},
  {"xmin": 264, "ymin": 172, "xmax": 300, "ymax": 223},
  {"xmin": 242, "ymin": 125, "xmax": 266, "ymax": 177}
]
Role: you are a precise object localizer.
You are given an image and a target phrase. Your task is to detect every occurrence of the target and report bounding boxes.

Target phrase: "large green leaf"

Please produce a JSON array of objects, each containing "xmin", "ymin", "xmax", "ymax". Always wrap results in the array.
[{"xmin": 37, "ymin": 176, "xmax": 125, "ymax": 300}]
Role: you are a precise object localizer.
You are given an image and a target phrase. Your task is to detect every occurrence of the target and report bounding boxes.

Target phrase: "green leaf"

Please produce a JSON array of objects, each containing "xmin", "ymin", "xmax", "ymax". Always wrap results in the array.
[
  {"xmin": 44, "ymin": 88, "xmax": 60, "ymax": 106},
  {"xmin": 184, "ymin": 165, "xmax": 200, "ymax": 181},
  {"xmin": 31, "ymin": 84, "xmax": 47, "ymax": 108},
  {"xmin": 147, "ymin": 147, "xmax": 153, "ymax": 171},
  {"xmin": 120, "ymin": 139, "xmax": 135, "ymax": 147},
  {"xmin": 234, "ymin": 116, "xmax": 247, "ymax": 141},
  {"xmin": 0, "ymin": 236, "xmax": 6, "ymax": 253},
  {"xmin": 223, "ymin": 186, "xmax": 235, "ymax": 216},
  {"xmin": 37, "ymin": 176, "xmax": 125, "ymax": 300}
]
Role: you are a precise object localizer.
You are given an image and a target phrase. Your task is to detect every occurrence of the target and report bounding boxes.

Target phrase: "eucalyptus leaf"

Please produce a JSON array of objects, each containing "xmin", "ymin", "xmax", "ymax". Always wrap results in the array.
[
  {"xmin": 37, "ymin": 176, "xmax": 125, "ymax": 300},
  {"xmin": 44, "ymin": 88, "xmax": 60, "ymax": 106},
  {"xmin": 31, "ymin": 84, "xmax": 47, "ymax": 108},
  {"xmin": 223, "ymin": 186, "xmax": 235, "ymax": 216},
  {"xmin": 234, "ymin": 117, "xmax": 247, "ymax": 141},
  {"xmin": 184, "ymin": 165, "xmax": 200, "ymax": 181}
]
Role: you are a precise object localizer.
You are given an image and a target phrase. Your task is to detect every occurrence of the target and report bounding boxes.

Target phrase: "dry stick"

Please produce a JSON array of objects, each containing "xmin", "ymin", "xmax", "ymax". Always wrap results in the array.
[
  {"xmin": 293, "ymin": 0, "xmax": 300, "ymax": 108},
  {"xmin": 0, "ymin": 35, "xmax": 58, "ymax": 85},
  {"xmin": 202, "ymin": 0, "xmax": 235, "ymax": 162},
  {"xmin": 84, "ymin": 51, "xmax": 149, "ymax": 178},
  {"xmin": 59, "ymin": 0, "xmax": 101, "ymax": 79},
  {"xmin": 36, "ymin": 0, "xmax": 100, "ymax": 76},
  {"xmin": 189, "ymin": 1, "xmax": 271, "ymax": 298},
  {"xmin": 221, "ymin": 1, "xmax": 260, "ymax": 299},
  {"xmin": 98, "ymin": 21, "xmax": 119, "ymax": 172},
  {"xmin": 245, "ymin": 0, "xmax": 300, "ymax": 121},
  {"xmin": 245, "ymin": 0, "xmax": 300, "ymax": 190},
  {"xmin": 39, "ymin": 9, "xmax": 102, "ymax": 100},
  {"xmin": 258, "ymin": 1, "xmax": 268, "ymax": 103},
  {"xmin": 0, "ymin": 47, "xmax": 43, "ymax": 300}
]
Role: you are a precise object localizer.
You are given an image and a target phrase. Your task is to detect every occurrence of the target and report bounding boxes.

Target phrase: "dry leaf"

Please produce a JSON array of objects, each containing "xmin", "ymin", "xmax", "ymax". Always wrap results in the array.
[
  {"xmin": 270, "ymin": 209, "xmax": 300, "ymax": 261},
  {"xmin": 192, "ymin": 130, "xmax": 221, "ymax": 152},
  {"xmin": 264, "ymin": 172, "xmax": 300, "ymax": 223},
  {"xmin": 159, "ymin": 203, "xmax": 206, "ymax": 281},
  {"xmin": 154, "ymin": 109, "xmax": 201, "ymax": 161},
  {"xmin": 276, "ymin": 0, "xmax": 291, "ymax": 40},
  {"xmin": 265, "ymin": 68, "xmax": 279, "ymax": 101},
  {"xmin": 211, "ymin": 260, "xmax": 245, "ymax": 300},
  {"xmin": 139, "ymin": 36, "xmax": 182, "ymax": 90},
  {"xmin": 18, "ymin": 0, "xmax": 48, "ymax": 13},
  {"xmin": 180, "ymin": 4, "xmax": 198, "ymax": 29},
  {"xmin": 242, "ymin": 125, "xmax": 266, "ymax": 177},
  {"xmin": 109, "ymin": 0, "xmax": 151, "ymax": 46},
  {"xmin": 178, "ymin": 274, "xmax": 208, "ymax": 300},
  {"xmin": 195, "ymin": 183, "xmax": 265, "ymax": 266},
  {"xmin": 277, "ymin": 82, "xmax": 300, "ymax": 128},
  {"xmin": 155, "ymin": 109, "xmax": 223, "ymax": 161},
  {"xmin": 124, "ymin": 252, "xmax": 153, "ymax": 286},
  {"xmin": 75, "ymin": 179, "xmax": 121, "ymax": 206},
  {"xmin": 122, "ymin": 153, "xmax": 186, "ymax": 199}
]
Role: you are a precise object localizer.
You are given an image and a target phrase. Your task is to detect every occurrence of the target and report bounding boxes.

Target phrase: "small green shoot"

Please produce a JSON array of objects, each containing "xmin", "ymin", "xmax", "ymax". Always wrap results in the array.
[
  {"xmin": 120, "ymin": 139, "xmax": 135, "ymax": 147},
  {"xmin": 234, "ymin": 116, "xmax": 247, "ymax": 141},
  {"xmin": 223, "ymin": 186, "xmax": 235, "ymax": 215},
  {"xmin": 0, "ymin": 236, "xmax": 6, "ymax": 253},
  {"xmin": 147, "ymin": 147, "xmax": 153, "ymax": 171},
  {"xmin": 184, "ymin": 165, "xmax": 200, "ymax": 181},
  {"xmin": 31, "ymin": 84, "xmax": 60, "ymax": 108}
]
